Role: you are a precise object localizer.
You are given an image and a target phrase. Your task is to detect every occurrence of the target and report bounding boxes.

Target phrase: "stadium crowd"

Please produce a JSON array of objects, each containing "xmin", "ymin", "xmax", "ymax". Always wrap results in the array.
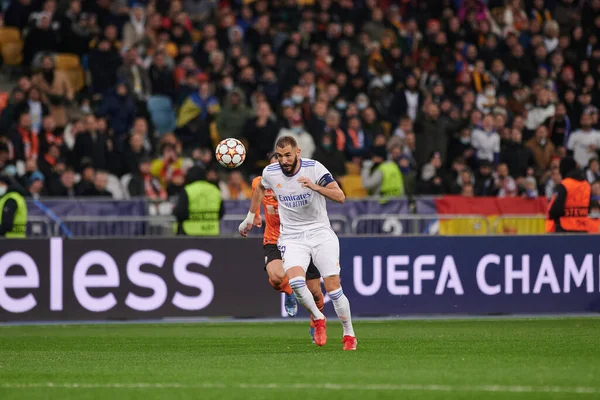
[{"xmin": 0, "ymin": 0, "xmax": 599, "ymax": 201}]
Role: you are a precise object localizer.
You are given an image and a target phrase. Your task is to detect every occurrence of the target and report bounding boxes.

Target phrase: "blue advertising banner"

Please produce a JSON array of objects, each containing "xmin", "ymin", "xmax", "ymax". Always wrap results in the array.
[
  {"xmin": 2, "ymin": 236, "xmax": 598, "ymax": 322},
  {"xmin": 290, "ymin": 235, "xmax": 600, "ymax": 317},
  {"xmin": 335, "ymin": 235, "xmax": 600, "ymax": 315}
]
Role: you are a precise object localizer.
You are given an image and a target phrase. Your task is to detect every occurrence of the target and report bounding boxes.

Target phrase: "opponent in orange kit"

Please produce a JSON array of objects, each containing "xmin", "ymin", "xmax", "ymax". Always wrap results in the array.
[{"xmin": 251, "ymin": 154, "xmax": 325, "ymax": 340}]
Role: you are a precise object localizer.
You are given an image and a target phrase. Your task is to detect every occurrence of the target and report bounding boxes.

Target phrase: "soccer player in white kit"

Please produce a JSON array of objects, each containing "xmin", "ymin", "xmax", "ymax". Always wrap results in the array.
[{"xmin": 239, "ymin": 136, "xmax": 357, "ymax": 350}]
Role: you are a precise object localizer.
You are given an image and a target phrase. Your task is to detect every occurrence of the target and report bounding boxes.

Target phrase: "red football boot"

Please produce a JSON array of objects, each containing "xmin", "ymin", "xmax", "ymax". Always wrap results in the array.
[
  {"xmin": 341, "ymin": 335, "xmax": 357, "ymax": 351},
  {"xmin": 313, "ymin": 318, "xmax": 327, "ymax": 347}
]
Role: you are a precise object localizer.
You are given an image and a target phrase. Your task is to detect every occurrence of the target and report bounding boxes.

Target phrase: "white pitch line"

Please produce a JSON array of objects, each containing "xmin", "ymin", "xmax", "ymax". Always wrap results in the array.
[{"xmin": 1, "ymin": 382, "xmax": 599, "ymax": 395}]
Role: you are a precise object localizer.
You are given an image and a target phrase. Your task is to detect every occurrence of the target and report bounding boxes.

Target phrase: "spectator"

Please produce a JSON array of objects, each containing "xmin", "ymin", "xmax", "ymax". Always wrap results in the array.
[
  {"xmin": 474, "ymin": 160, "xmax": 498, "ymax": 197},
  {"xmin": 522, "ymin": 176, "xmax": 539, "ymax": 199},
  {"xmin": 448, "ymin": 128, "xmax": 476, "ymax": 170},
  {"xmin": 26, "ymin": 171, "xmax": 46, "ymax": 200},
  {"xmin": 525, "ymin": 125, "xmax": 556, "ymax": 172},
  {"xmin": 31, "ymin": 55, "xmax": 73, "ymax": 128},
  {"xmin": 72, "ymin": 115, "xmax": 108, "ymax": 172},
  {"xmin": 20, "ymin": 86, "xmax": 48, "ymax": 135},
  {"xmin": 322, "ymin": 110, "xmax": 346, "ymax": 153},
  {"xmin": 500, "ymin": 128, "xmax": 535, "ymax": 179},
  {"xmin": 50, "ymin": 167, "xmax": 76, "ymax": 197},
  {"xmin": 219, "ymin": 171, "xmax": 252, "ymax": 200},
  {"xmin": 471, "ymin": 114, "xmax": 501, "ymax": 164},
  {"xmin": 96, "ymin": 82, "xmax": 136, "ymax": 139},
  {"xmin": 9, "ymin": 111, "xmax": 38, "ymax": 162},
  {"xmin": 38, "ymin": 143, "xmax": 61, "ymax": 180},
  {"xmin": 22, "ymin": 14, "xmax": 59, "ymax": 66},
  {"xmin": 567, "ymin": 113, "xmax": 600, "ymax": 168},
  {"xmin": 216, "ymin": 88, "xmax": 252, "ymax": 140},
  {"xmin": 392, "ymin": 116, "xmax": 413, "ymax": 140},
  {"xmin": 89, "ymin": 37, "xmax": 122, "ymax": 96},
  {"xmin": 117, "ymin": 47, "xmax": 152, "ymax": 103},
  {"xmin": 548, "ymin": 103, "xmax": 571, "ymax": 149},
  {"xmin": 312, "ymin": 133, "xmax": 347, "ymax": 180},
  {"xmin": 243, "ymin": 101, "xmax": 279, "ymax": 172},
  {"xmin": 345, "ymin": 117, "xmax": 370, "ymax": 160},
  {"xmin": 151, "ymin": 143, "xmax": 184, "ymax": 186},
  {"xmin": 177, "ymin": 82, "xmax": 220, "ymax": 148},
  {"xmin": 390, "ymin": 75, "xmax": 423, "ymax": 122},
  {"xmin": 419, "ymin": 152, "xmax": 450, "ymax": 195},
  {"xmin": 122, "ymin": 133, "xmax": 151, "ymax": 176},
  {"xmin": 166, "ymin": 168, "xmax": 185, "ymax": 197},
  {"xmin": 149, "ymin": 52, "xmax": 176, "ymax": 99},
  {"xmin": 128, "ymin": 157, "xmax": 167, "ymax": 200},
  {"xmin": 81, "ymin": 170, "xmax": 113, "ymax": 197},
  {"xmin": 545, "ymin": 164, "xmax": 563, "ymax": 198},
  {"xmin": 276, "ymin": 113, "xmax": 315, "ymax": 159},
  {"xmin": 586, "ymin": 159, "xmax": 600, "ymax": 184},
  {"xmin": 0, "ymin": 88, "xmax": 27, "ymax": 132},
  {"xmin": 415, "ymin": 102, "xmax": 446, "ymax": 168},
  {"xmin": 494, "ymin": 163, "xmax": 518, "ymax": 197},
  {"xmin": 524, "ymin": 89, "xmax": 556, "ymax": 133},
  {"xmin": 122, "ymin": 4, "xmax": 146, "ymax": 49}
]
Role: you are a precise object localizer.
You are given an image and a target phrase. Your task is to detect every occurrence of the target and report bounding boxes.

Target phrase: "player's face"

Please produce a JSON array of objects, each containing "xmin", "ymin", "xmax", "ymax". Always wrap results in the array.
[{"xmin": 276, "ymin": 145, "xmax": 300, "ymax": 175}]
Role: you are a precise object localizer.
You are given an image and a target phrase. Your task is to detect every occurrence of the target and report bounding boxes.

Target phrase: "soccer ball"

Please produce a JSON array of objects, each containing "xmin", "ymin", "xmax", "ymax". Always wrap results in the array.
[{"xmin": 215, "ymin": 138, "xmax": 246, "ymax": 168}]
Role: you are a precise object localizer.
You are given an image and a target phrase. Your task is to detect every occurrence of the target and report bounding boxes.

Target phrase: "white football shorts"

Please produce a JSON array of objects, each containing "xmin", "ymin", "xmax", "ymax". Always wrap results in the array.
[{"xmin": 278, "ymin": 227, "xmax": 341, "ymax": 277}]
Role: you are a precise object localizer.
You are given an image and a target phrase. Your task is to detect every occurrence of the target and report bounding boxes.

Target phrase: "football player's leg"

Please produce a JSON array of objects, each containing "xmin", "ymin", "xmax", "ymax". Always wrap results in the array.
[
  {"xmin": 264, "ymin": 244, "xmax": 296, "ymax": 316},
  {"xmin": 264, "ymin": 245, "xmax": 292, "ymax": 294},
  {"xmin": 306, "ymin": 263, "xmax": 324, "ymax": 343},
  {"xmin": 281, "ymin": 239, "xmax": 325, "ymax": 322},
  {"xmin": 312, "ymin": 230, "xmax": 356, "ymax": 349},
  {"xmin": 306, "ymin": 262, "xmax": 324, "ymax": 312}
]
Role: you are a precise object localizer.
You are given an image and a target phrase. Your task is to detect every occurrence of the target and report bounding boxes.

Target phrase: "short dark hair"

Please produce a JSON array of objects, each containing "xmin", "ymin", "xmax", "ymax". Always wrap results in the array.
[{"xmin": 276, "ymin": 136, "xmax": 298, "ymax": 149}]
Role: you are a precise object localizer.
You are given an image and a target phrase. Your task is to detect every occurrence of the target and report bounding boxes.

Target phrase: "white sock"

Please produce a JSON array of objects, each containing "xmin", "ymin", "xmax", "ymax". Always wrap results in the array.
[
  {"xmin": 289, "ymin": 277, "xmax": 325, "ymax": 320},
  {"xmin": 329, "ymin": 287, "xmax": 355, "ymax": 337}
]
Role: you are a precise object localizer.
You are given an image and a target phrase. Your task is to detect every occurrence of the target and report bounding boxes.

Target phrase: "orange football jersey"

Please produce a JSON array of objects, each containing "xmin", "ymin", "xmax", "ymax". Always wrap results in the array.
[{"xmin": 252, "ymin": 176, "xmax": 280, "ymax": 245}]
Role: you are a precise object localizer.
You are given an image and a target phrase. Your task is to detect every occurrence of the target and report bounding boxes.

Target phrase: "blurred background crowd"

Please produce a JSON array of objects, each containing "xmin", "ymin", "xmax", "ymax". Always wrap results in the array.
[{"xmin": 0, "ymin": 0, "xmax": 599, "ymax": 201}]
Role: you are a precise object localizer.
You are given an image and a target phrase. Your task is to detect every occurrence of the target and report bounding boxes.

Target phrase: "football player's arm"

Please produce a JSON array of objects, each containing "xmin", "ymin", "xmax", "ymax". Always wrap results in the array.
[
  {"xmin": 313, "ymin": 180, "xmax": 346, "ymax": 203},
  {"xmin": 239, "ymin": 179, "xmax": 266, "ymax": 236}
]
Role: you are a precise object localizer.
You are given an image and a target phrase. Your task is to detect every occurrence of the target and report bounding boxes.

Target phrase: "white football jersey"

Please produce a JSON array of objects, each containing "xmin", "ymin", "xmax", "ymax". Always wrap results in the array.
[{"xmin": 261, "ymin": 158, "xmax": 334, "ymax": 236}]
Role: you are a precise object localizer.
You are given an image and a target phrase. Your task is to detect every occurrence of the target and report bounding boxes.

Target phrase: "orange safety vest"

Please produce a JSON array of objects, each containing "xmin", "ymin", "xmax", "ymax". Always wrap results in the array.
[
  {"xmin": 559, "ymin": 178, "xmax": 591, "ymax": 232},
  {"xmin": 588, "ymin": 218, "xmax": 600, "ymax": 234}
]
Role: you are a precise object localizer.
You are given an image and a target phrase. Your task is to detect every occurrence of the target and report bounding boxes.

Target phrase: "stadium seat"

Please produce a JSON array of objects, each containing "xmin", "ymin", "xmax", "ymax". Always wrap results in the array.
[
  {"xmin": 1, "ymin": 41, "xmax": 23, "ymax": 66},
  {"xmin": 54, "ymin": 53, "xmax": 85, "ymax": 92},
  {"xmin": 340, "ymin": 175, "xmax": 367, "ymax": 198},
  {"xmin": 147, "ymin": 95, "xmax": 176, "ymax": 136},
  {"xmin": 0, "ymin": 27, "xmax": 20, "ymax": 44},
  {"xmin": 345, "ymin": 162, "xmax": 360, "ymax": 176}
]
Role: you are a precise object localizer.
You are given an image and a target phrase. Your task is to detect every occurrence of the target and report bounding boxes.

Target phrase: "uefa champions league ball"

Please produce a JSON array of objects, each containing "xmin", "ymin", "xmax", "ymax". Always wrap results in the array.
[{"xmin": 215, "ymin": 138, "xmax": 246, "ymax": 168}]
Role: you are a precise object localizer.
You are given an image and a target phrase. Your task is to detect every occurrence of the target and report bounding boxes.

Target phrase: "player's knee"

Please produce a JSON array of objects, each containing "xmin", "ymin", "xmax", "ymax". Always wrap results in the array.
[
  {"xmin": 289, "ymin": 276, "xmax": 306, "ymax": 293},
  {"xmin": 323, "ymin": 276, "xmax": 341, "ymax": 293}
]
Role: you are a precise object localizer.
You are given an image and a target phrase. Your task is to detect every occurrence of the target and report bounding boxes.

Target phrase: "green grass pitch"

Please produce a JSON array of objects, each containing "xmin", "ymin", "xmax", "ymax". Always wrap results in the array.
[{"xmin": 1, "ymin": 317, "xmax": 599, "ymax": 400}]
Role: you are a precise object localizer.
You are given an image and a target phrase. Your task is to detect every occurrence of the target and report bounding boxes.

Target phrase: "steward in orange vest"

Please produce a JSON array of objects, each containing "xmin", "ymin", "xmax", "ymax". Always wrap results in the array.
[{"xmin": 546, "ymin": 157, "xmax": 591, "ymax": 233}]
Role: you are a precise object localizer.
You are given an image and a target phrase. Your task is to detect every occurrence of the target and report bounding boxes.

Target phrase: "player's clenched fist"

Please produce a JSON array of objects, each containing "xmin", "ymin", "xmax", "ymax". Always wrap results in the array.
[{"xmin": 298, "ymin": 176, "xmax": 317, "ymax": 190}]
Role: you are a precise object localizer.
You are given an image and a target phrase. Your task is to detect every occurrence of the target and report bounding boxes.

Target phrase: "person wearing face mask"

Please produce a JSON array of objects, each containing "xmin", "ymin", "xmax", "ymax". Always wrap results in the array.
[
  {"xmin": 312, "ymin": 134, "xmax": 347, "ymax": 179},
  {"xmin": 276, "ymin": 114, "xmax": 316, "ymax": 158},
  {"xmin": 0, "ymin": 175, "xmax": 28, "ymax": 238},
  {"xmin": 476, "ymin": 83, "xmax": 497, "ymax": 114}
]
